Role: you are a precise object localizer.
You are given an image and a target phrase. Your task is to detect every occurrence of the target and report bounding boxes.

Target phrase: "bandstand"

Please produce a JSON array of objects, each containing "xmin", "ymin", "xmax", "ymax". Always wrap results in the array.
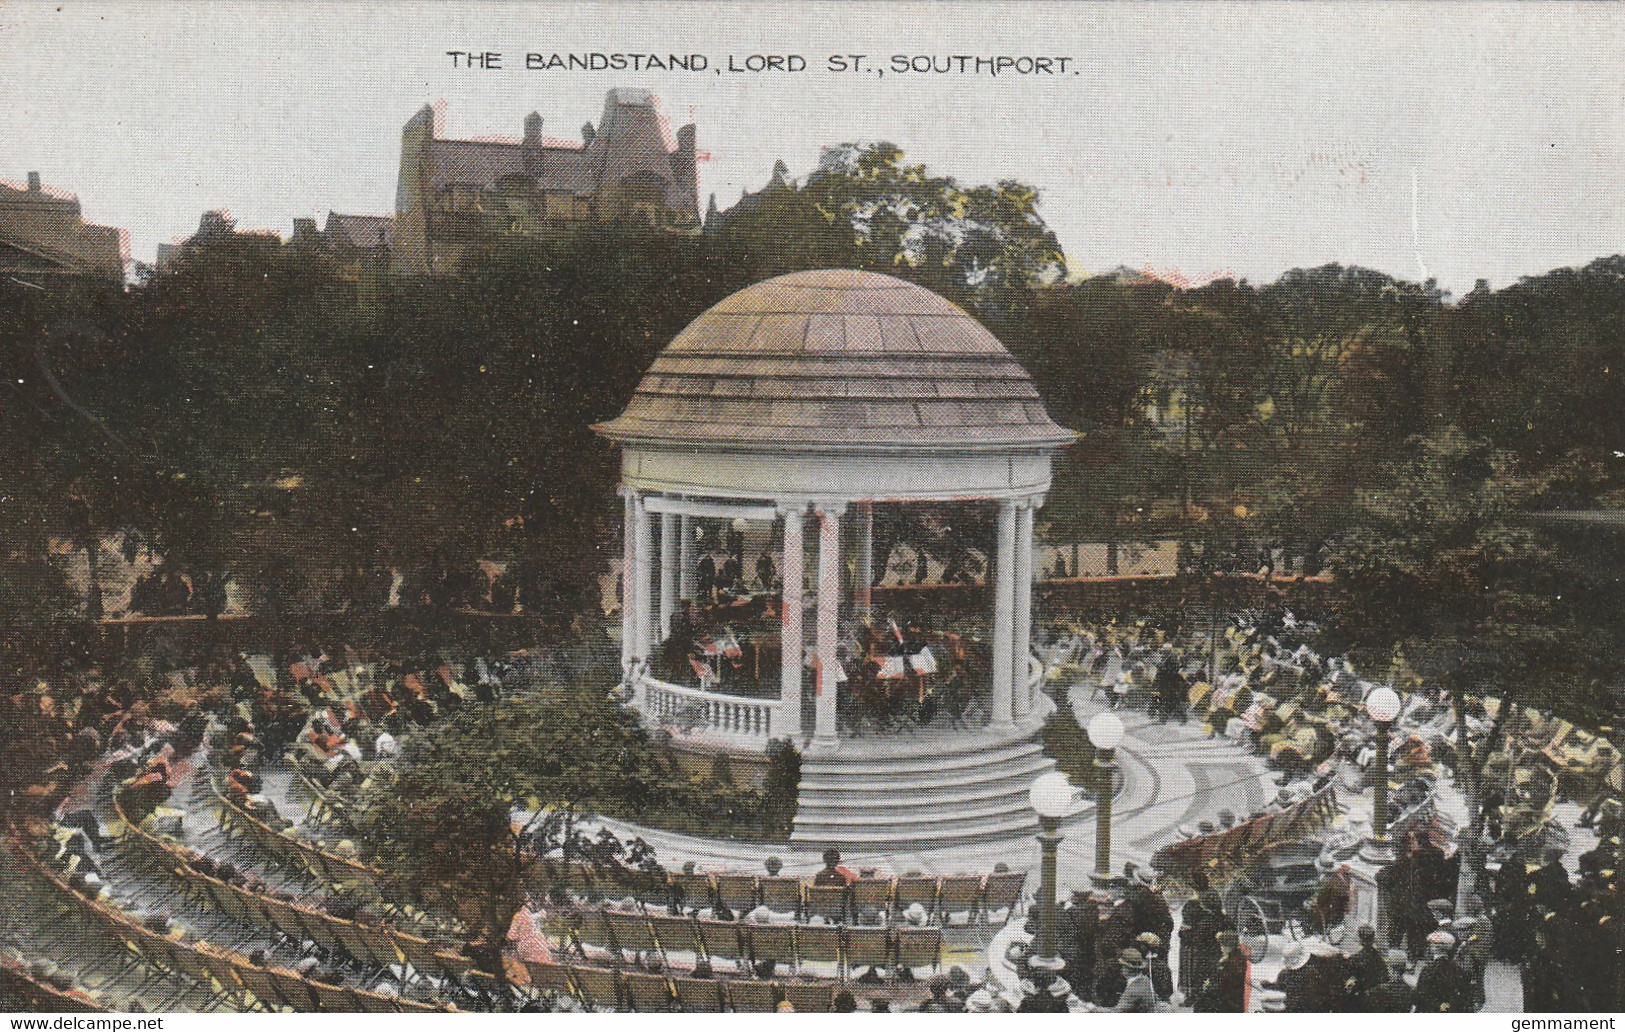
[{"xmin": 594, "ymin": 269, "xmax": 1077, "ymax": 847}]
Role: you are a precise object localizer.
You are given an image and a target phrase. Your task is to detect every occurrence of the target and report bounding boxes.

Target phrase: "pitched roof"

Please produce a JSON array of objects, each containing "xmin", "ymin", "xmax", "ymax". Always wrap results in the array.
[
  {"xmin": 595, "ymin": 269, "xmax": 1076, "ymax": 452},
  {"xmin": 323, "ymin": 213, "xmax": 393, "ymax": 249}
]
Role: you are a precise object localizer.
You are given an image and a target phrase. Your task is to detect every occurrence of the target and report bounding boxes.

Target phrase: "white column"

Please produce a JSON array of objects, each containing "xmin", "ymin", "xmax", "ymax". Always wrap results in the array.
[
  {"xmin": 659, "ymin": 512, "xmax": 678, "ymax": 640},
  {"xmin": 778, "ymin": 505, "xmax": 805, "ymax": 739},
  {"xmin": 990, "ymin": 499, "xmax": 1017, "ymax": 729},
  {"xmin": 678, "ymin": 515, "xmax": 695, "ymax": 599},
  {"xmin": 633, "ymin": 492, "xmax": 655, "ymax": 663},
  {"xmin": 814, "ymin": 502, "xmax": 845, "ymax": 749},
  {"xmin": 1012, "ymin": 499, "xmax": 1036, "ymax": 719},
  {"xmin": 857, "ymin": 501, "xmax": 874, "ymax": 616},
  {"xmin": 620, "ymin": 490, "xmax": 636, "ymax": 674}
]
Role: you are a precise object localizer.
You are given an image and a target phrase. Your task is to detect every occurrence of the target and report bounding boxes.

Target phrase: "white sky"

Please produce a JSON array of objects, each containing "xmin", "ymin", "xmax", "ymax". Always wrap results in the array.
[{"xmin": 1, "ymin": 0, "xmax": 1622, "ymax": 293}]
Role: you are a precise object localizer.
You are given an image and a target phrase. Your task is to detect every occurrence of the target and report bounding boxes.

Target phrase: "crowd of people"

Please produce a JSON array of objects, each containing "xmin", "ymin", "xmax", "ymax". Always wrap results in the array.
[{"xmin": 1039, "ymin": 605, "xmax": 1625, "ymax": 1011}]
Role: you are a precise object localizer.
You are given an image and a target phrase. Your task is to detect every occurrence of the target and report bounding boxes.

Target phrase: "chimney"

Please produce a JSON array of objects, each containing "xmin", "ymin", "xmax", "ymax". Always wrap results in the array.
[
  {"xmin": 581, "ymin": 121, "xmax": 596, "ymax": 145},
  {"xmin": 523, "ymin": 112, "xmax": 543, "ymax": 146},
  {"xmin": 27, "ymin": 171, "xmax": 41, "ymax": 192}
]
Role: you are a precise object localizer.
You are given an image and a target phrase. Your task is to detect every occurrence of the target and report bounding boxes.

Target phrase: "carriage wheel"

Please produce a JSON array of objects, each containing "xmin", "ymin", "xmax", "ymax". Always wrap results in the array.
[{"xmin": 1237, "ymin": 896, "xmax": 1270, "ymax": 962}]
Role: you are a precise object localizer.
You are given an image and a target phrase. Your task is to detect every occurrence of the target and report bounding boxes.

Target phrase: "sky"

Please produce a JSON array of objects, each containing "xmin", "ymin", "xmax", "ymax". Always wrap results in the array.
[{"xmin": 1, "ymin": 0, "xmax": 1622, "ymax": 294}]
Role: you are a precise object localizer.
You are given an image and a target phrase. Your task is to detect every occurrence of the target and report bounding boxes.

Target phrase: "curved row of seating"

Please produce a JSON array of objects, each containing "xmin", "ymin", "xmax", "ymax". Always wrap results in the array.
[
  {"xmin": 0, "ymin": 948, "xmax": 108, "ymax": 1013},
  {"xmin": 523, "ymin": 859, "xmax": 1026, "ymax": 929},
  {"xmin": 545, "ymin": 905, "xmax": 942, "ymax": 980},
  {"xmin": 522, "ymin": 959, "xmax": 854, "ymax": 1013},
  {"xmin": 6, "ymin": 831, "xmax": 444, "ymax": 1014},
  {"xmin": 113, "ymin": 783, "xmax": 489, "ymax": 989}
]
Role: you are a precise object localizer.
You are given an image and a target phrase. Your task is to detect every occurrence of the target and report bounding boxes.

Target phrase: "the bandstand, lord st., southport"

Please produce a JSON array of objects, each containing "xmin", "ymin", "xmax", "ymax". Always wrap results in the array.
[{"xmin": 594, "ymin": 269, "xmax": 1078, "ymax": 848}]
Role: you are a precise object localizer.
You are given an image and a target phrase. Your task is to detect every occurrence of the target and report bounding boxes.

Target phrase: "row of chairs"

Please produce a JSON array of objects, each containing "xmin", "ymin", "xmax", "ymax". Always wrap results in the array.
[
  {"xmin": 10, "ymin": 831, "xmax": 442, "ymax": 1014},
  {"xmin": 211, "ymin": 774, "xmax": 386, "ymax": 896},
  {"xmin": 526, "ymin": 859, "xmax": 1027, "ymax": 927},
  {"xmin": 0, "ymin": 955, "xmax": 107, "ymax": 1013},
  {"xmin": 524, "ymin": 959, "xmax": 844, "ymax": 1013},
  {"xmin": 548, "ymin": 907, "xmax": 941, "ymax": 979},
  {"xmin": 115, "ymin": 787, "xmax": 483, "ymax": 986}
]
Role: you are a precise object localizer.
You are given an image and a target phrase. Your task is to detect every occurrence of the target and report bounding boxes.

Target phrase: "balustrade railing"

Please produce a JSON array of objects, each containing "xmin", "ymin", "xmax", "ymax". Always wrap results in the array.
[{"xmin": 635, "ymin": 673, "xmax": 782, "ymax": 743}]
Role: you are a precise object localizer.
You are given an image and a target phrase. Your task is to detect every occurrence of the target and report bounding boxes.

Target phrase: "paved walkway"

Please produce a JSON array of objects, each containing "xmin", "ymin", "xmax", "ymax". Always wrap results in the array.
[{"xmin": 587, "ymin": 676, "xmax": 1275, "ymax": 898}]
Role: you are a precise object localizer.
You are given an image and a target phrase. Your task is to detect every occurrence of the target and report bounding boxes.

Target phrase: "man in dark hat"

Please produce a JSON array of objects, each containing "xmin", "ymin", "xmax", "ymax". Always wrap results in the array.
[
  {"xmin": 1361, "ymin": 950, "xmax": 1414, "ymax": 1013},
  {"xmin": 1060, "ymin": 891, "xmax": 1098, "ymax": 995},
  {"xmin": 1112, "ymin": 949, "xmax": 1159, "ymax": 1012},
  {"xmin": 1195, "ymin": 931, "xmax": 1250, "ymax": 1013},
  {"xmin": 1127, "ymin": 867, "xmax": 1174, "ymax": 944},
  {"xmin": 1413, "ymin": 931, "xmax": 1473, "ymax": 1013},
  {"xmin": 1347, "ymin": 924, "xmax": 1388, "ymax": 1001},
  {"xmin": 1135, "ymin": 932, "xmax": 1173, "ymax": 1001},
  {"xmin": 1178, "ymin": 870, "xmax": 1229, "ymax": 997}
]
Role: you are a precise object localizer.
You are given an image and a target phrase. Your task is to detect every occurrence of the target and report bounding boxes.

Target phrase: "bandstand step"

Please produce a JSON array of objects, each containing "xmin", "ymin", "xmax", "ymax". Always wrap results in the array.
[{"xmin": 790, "ymin": 725, "xmax": 1059, "ymax": 850}]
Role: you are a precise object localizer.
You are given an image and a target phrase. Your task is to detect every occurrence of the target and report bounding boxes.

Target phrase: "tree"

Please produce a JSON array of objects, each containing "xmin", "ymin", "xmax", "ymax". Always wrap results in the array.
[
  {"xmin": 1329, "ymin": 428, "xmax": 1569, "ymax": 912},
  {"xmin": 708, "ymin": 142, "xmax": 1065, "ymax": 322}
]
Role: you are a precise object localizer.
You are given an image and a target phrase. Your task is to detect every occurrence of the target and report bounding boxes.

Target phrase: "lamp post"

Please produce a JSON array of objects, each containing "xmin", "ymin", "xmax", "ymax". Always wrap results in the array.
[
  {"xmin": 1088, "ymin": 711, "xmax": 1126, "ymax": 884},
  {"xmin": 1361, "ymin": 685, "xmax": 1402, "ymax": 862},
  {"xmin": 1028, "ymin": 771, "xmax": 1076, "ymax": 973}
]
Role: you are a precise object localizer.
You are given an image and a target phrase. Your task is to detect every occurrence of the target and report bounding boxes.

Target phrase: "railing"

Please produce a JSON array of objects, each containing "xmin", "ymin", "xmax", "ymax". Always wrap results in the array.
[{"xmin": 635, "ymin": 673, "xmax": 783, "ymax": 743}]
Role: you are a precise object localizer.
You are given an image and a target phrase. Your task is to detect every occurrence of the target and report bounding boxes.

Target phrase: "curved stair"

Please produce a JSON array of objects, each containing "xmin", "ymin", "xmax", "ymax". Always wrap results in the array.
[{"xmin": 790, "ymin": 727, "xmax": 1059, "ymax": 850}]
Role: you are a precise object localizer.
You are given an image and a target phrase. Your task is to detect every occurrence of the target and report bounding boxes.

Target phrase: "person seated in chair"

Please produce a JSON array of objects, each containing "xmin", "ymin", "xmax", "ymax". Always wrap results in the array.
[{"xmin": 814, "ymin": 847, "xmax": 857, "ymax": 887}]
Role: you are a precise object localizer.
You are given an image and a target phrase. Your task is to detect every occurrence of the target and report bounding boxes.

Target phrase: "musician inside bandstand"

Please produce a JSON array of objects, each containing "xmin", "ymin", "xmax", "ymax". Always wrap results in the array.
[{"xmin": 658, "ymin": 575, "xmax": 980, "ymax": 728}]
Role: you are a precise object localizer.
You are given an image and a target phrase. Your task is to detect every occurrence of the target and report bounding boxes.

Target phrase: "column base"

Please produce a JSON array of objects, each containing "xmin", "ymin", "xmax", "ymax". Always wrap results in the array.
[{"xmin": 808, "ymin": 735, "xmax": 841, "ymax": 756}]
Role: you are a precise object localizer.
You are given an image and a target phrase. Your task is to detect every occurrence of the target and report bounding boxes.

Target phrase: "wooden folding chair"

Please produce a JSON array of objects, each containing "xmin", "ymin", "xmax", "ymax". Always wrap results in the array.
[
  {"xmin": 745, "ymin": 922, "xmax": 797, "ymax": 973},
  {"xmin": 696, "ymin": 919, "xmax": 748, "ymax": 973},
  {"xmin": 795, "ymin": 923, "xmax": 841, "ymax": 969},
  {"xmin": 893, "ymin": 876, "xmax": 938, "ymax": 919},
  {"xmin": 672, "ymin": 975, "xmax": 725, "ymax": 1012},
  {"xmin": 309, "ymin": 979, "xmax": 355, "ymax": 1012},
  {"xmin": 392, "ymin": 932, "xmax": 441, "ymax": 974},
  {"xmin": 576, "ymin": 909, "xmax": 618, "ymax": 962},
  {"xmin": 725, "ymin": 978, "xmax": 780, "ymax": 1012},
  {"xmin": 623, "ymin": 969, "xmax": 676, "ymax": 1011},
  {"xmin": 850, "ymin": 877, "xmax": 894, "ymax": 924},
  {"xmin": 297, "ymin": 905, "xmax": 349, "ymax": 957},
  {"xmin": 352, "ymin": 988, "xmax": 398, "ymax": 1014},
  {"xmin": 843, "ymin": 927, "xmax": 893, "ymax": 980},
  {"xmin": 334, "ymin": 919, "xmax": 386, "ymax": 969},
  {"xmin": 936, "ymin": 874, "xmax": 985, "ymax": 925},
  {"xmin": 670, "ymin": 871, "xmax": 717, "ymax": 912},
  {"xmin": 573, "ymin": 965, "xmax": 623, "ymax": 1010},
  {"xmin": 804, "ymin": 884, "xmax": 849, "ymax": 926},
  {"xmin": 758, "ymin": 876, "xmax": 804, "ymax": 917},
  {"xmin": 433, "ymin": 952, "xmax": 475, "ymax": 980},
  {"xmin": 561, "ymin": 861, "xmax": 598, "ymax": 901},
  {"xmin": 606, "ymin": 910, "xmax": 658, "ymax": 960},
  {"xmin": 782, "ymin": 979, "xmax": 835, "ymax": 1013},
  {"xmin": 713, "ymin": 873, "xmax": 758, "ymax": 914},
  {"xmin": 267, "ymin": 968, "xmax": 318, "ymax": 1010},
  {"xmin": 524, "ymin": 960, "xmax": 575, "ymax": 996},
  {"xmin": 647, "ymin": 913, "xmax": 700, "ymax": 959},
  {"xmin": 236, "ymin": 966, "xmax": 287, "ymax": 1011},
  {"xmin": 981, "ymin": 870, "xmax": 1027, "ymax": 923},
  {"xmin": 895, "ymin": 927, "xmax": 942, "ymax": 975}
]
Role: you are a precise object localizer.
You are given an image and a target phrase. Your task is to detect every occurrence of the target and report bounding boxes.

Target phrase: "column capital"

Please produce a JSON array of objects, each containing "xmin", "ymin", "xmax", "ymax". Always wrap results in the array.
[
  {"xmin": 812, "ymin": 499, "xmax": 848, "ymax": 519},
  {"xmin": 776, "ymin": 498, "xmax": 810, "ymax": 517}
]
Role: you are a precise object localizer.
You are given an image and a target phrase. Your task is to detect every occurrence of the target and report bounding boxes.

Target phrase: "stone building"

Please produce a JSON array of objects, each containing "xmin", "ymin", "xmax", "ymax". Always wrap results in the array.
[
  {"xmin": 290, "ymin": 211, "xmax": 394, "ymax": 286},
  {"xmin": 0, "ymin": 171, "xmax": 125, "ymax": 280},
  {"xmin": 392, "ymin": 88, "xmax": 700, "ymax": 275}
]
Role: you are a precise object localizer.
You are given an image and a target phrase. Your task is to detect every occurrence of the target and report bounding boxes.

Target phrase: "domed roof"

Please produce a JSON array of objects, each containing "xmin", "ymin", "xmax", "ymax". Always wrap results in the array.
[{"xmin": 595, "ymin": 269, "xmax": 1074, "ymax": 451}]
